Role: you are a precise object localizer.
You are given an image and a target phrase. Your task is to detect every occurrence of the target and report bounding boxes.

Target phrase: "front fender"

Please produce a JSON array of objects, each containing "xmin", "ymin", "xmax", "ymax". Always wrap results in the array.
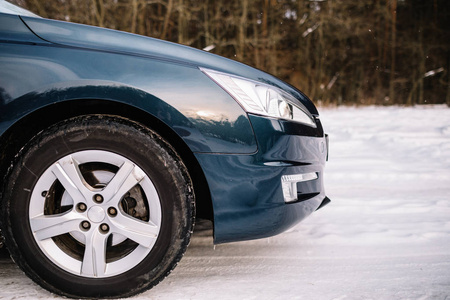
[{"xmin": 0, "ymin": 41, "xmax": 257, "ymax": 154}]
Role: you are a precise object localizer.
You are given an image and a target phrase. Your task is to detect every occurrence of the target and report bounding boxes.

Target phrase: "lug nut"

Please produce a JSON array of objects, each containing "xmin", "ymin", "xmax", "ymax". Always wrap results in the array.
[
  {"xmin": 100, "ymin": 223, "xmax": 109, "ymax": 233},
  {"xmin": 93, "ymin": 194, "xmax": 103, "ymax": 203},
  {"xmin": 77, "ymin": 203, "xmax": 87, "ymax": 212},
  {"xmin": 108, "ymin": 207, "xmax": 117, "ymax": 217},
  {"xmin": 41, "ymin": 191, "xmax": 48, "ymax": 197},
  {"xmin": 81, "ymin": 221, "xmax": 91, "ymax": 231}
]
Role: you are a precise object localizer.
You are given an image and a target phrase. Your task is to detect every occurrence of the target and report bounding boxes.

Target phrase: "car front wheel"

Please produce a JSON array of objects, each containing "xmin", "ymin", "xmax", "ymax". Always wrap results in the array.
[{"xmin": 1, "ymin": 115, "xmax": 194, "ymax": 298}]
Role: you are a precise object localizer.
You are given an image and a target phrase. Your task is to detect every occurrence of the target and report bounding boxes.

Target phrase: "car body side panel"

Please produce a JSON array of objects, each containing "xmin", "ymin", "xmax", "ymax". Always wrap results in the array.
[{"xmin": 0, "ymin": 37, "xmax": 257, "ymax": 153}]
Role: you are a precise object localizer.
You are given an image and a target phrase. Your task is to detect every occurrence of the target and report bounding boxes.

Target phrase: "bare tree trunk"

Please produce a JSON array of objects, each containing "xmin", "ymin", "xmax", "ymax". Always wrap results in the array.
[
  {"xmin": 417, "ymin": 27, "xmax": 425, "ymax": 104},
  {"xmin": 252, "ymin": 10, "xmax": 261, "ymax": 69},
  {"xmin": 177, "ymin": 0, "xmax": 187, "ymax": 44},
  {"xmin": 262, "ymin": 0, "xmax": 269, "ymax": 70},
  {"xmin": 388, "ymin": 0, "xmax": 397, "ymax": 103},
  {"xmin": 447, "ymin": 76, "xmax": 450, "ymax": 107},
  {"xmin": 237, "ymin": 0, "xmax": 248, "ymax": 61},
  {"xmin": 268, "ymin": 0, "xmax": 278, "ymax": 75},
  {"xmin": 161, "ymin": 0, "xmax": 174, "ymax": 40},
  {"xmin": 382, "ymin": 1, "xmax": 390, "ymax": 68},
  {"xmin": 407, "ymin": 69, "xmax": 416, "ymax": 106},
  {"xmin": 203, "ymin": 1, "xmax": 211, "ymax": 47},
  {"xmin": 93, "ymin": 0, "xmax": 105, "ymax": 28},
  {"xmin": 446, "ymin": 51, "xmax": 450, "ymax": 107},
  {"xmin": 130, "ymin": 0, "xmax": 138, "ymax": 33},
  {"xmin": 374, "ymin": 0, "xmax": 384, "ymax": 102}
]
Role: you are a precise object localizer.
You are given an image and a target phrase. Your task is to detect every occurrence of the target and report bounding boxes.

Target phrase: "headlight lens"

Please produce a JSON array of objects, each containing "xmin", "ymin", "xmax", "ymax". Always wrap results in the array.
[{"xmin": 202, "ymin": 68, "xmax": 316, "ymax": 127}]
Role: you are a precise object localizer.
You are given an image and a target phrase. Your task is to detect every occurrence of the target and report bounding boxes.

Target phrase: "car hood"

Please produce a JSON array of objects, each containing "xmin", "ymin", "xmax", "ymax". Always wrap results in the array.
[{"xmin": 21, "ymin": 16, "xmax": 318, "ymax": 115}]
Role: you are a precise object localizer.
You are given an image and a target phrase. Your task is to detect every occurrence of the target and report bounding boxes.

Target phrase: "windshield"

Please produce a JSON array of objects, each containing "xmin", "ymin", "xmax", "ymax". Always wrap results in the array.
[{"xmin": 0, "ymin": 0, "xmax": 40, "ymax": 17}]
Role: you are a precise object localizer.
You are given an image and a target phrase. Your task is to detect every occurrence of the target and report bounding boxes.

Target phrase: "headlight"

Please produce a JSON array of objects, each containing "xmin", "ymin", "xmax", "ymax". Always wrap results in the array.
[{"xmin": 201, "ymin": 68, "xmax": 316, "ymax": 128}]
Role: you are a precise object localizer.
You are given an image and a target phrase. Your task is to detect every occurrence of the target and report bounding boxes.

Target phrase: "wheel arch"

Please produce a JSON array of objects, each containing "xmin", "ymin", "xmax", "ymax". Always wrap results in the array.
[{"xmin": 0, "ymin": 98, "xmax": 214, "ymax": 222}]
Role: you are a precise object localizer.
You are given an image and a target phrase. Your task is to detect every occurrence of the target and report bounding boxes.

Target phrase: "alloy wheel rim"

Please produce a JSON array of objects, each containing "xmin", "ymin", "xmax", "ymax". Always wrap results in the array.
[{"xmin": 29, "ymin": 150, "xmax": 162, "ymax": 278}]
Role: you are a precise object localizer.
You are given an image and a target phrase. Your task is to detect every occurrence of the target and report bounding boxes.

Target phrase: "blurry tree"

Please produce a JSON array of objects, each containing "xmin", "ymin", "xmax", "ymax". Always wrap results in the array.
[{"xmin": 8, "ymin": 0, "xmax": 450, "ymax": 106}]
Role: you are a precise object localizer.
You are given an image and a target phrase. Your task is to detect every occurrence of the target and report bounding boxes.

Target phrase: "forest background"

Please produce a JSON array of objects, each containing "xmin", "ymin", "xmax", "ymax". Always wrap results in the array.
[{"xmin": 9, "ymin": 0, "xmax": 450, "ymax": 106}]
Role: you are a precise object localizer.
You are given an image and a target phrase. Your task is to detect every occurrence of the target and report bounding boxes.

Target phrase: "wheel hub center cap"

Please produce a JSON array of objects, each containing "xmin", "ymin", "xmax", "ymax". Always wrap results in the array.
[{"xmin": 87, "ymin": 206, "xmax": 105, "ymax": 223}]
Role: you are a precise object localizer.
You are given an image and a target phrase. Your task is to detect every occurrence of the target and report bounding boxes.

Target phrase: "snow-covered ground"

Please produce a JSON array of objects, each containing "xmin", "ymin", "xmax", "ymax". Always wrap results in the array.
[{"xmin": 1, "ymin": 105, "xmax": 449, "ymax": 299}]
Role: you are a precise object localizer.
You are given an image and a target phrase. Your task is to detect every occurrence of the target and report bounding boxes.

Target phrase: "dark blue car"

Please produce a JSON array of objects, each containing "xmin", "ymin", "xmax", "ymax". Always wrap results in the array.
[{"xmin": 0, "ymin": 1, "xmax": 329, "ymax": 298}]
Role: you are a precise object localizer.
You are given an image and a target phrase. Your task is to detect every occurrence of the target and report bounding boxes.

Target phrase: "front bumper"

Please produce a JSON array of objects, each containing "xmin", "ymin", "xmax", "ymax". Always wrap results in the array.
[{"xmin": 195, "ymin": 114, "xmax": 329, "ymax": 244}]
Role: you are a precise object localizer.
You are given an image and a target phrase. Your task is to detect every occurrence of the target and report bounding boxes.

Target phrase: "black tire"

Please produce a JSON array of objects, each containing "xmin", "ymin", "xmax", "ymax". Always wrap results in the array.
[{"xmin": 0, "ymin": 115, "xmax": 195, "ymax": 298}]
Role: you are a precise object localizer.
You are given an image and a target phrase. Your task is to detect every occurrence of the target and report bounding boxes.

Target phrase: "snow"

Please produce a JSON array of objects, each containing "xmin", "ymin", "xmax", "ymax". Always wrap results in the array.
[{"xmin": 1, "ymin": 105, "xmax": 450, "ymax": 299}]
